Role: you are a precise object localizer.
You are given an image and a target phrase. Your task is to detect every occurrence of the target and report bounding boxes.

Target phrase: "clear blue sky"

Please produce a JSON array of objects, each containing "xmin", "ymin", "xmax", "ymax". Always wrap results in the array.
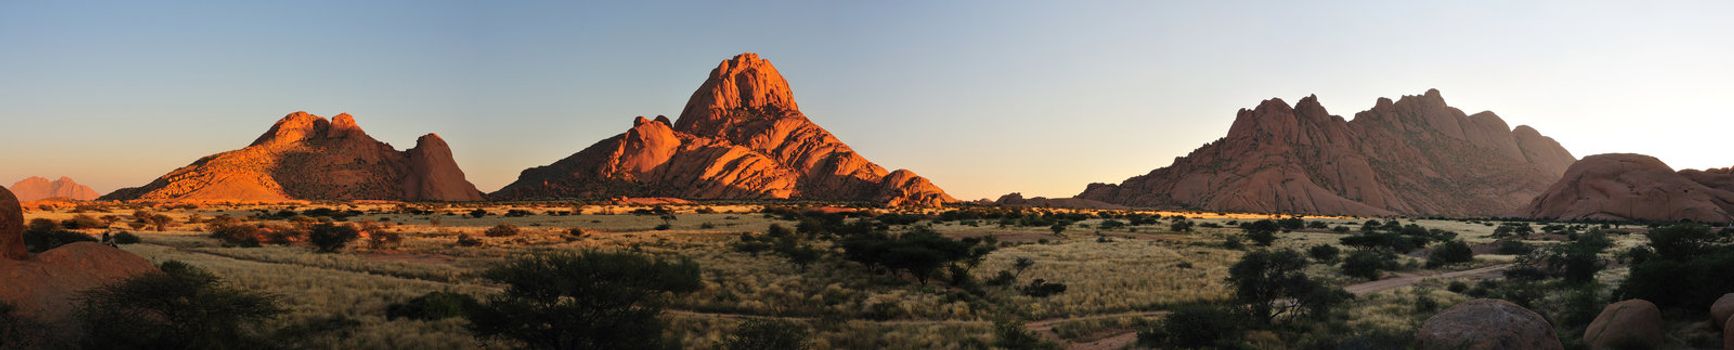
[{"xmin": 4, "ymin": 0, "xmax": 1732, "ymax": 199}]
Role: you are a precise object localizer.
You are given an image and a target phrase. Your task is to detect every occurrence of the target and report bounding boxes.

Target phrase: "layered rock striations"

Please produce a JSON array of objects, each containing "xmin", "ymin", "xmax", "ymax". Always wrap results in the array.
[
  {"xmin": 1078, "ymin": 89, "xmax": 1575, "ymax": 216},
  {"xmin": 492, "ymin": 53, "xmax": 953, "ymax": 207},
  {"xmin": 102, "ymin": 112, "xmax": 484, "ymax": 202},
  {"xmin": 8, "ymin": 177, "xmax": 100, "ymax": 201},
  {"xmin": 1524, "ymin": 153, "xmax": 1734, "ymax": 223}
]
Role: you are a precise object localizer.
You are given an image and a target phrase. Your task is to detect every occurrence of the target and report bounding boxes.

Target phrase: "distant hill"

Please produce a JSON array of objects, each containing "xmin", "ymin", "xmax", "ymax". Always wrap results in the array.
[
  {"xmin": 102, "ymin": 112, "xmax": 484, "ymax": 202},
  {"xmin": 1526, "ymin": 153, "xmax": 1734, "ymax": 223},
  {"xmin": 9, "ymin": 176, "xmax": 100, "ymax": 201},
  {"xmin": 491, "ymin": 53, "xmax": 953, "ymax": 207},
  {"xmin": 1078, "ymin": 89, "xmax": 1576, "ymax": 216}
]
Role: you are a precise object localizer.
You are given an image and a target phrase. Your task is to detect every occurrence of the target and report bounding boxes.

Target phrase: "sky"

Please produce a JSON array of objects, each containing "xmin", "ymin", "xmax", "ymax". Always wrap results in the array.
[{"xmin": 3, "ymin": 0, "xmax": 1732, "ymax": 200}]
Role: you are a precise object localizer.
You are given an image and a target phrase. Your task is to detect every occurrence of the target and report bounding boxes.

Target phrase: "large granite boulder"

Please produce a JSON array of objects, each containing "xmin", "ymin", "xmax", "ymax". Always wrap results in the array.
[
  {"xmin": 1417, "ymin": 299, "xmax": 1563, "ymax": 350},
  {"xmin": 1582, "ymin": 299, "xmax": 1664, "ymax": 350}
]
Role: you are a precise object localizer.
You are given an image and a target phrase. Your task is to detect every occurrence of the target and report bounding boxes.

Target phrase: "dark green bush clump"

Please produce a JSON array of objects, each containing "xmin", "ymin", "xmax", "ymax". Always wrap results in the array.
[
  {"xmin": 387, "ymin": 291, "xmax": 479, "ymax": 321},
  {"xmin": 464, "ymin": 251, "xmax": 701, "ymax": 350},
  {"xmin": 76, "ymin": 261, "xmax": 283, "ymax": 349}
]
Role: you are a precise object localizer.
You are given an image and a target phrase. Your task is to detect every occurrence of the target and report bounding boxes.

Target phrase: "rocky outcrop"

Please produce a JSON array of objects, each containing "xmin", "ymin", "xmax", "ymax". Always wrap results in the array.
[
  {"xmin": 102, "ymin": 112, "xmax": 485, "ymax": 202},
  {"xmin": 1582, "ymin": 299, "xmax": 1664, "ymax": 350},
  {"xmin": 493, "ymin": 53, "xmax": 953, "ymax": 207},
  {"xmin": 1, "ymin": 186, "xmax": 158, "ymax": 324},
  {"xmin": 1078, "ymin": 90, "xmax": 1575, "ymax": 216},
  {"xmin": 994, "ymin": 193, "xmax": 1129, "ymax": 209},
  {"xmin": 1524, "ymin": 154, "xmax": 1734, "ymax": 223},
  {"xmin": 8, "ymin": 177, "xmax": 100, "ymax": 201},
  {"xmin": 1417, "ymin": 299, "xmax": 1563, "ymax": 350}
]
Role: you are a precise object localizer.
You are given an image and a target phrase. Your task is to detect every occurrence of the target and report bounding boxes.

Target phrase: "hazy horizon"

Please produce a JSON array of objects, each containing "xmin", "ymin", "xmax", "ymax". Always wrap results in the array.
[{"xmin": 5, "ymin": 0, "xmax": 1733, "ymax": 199}]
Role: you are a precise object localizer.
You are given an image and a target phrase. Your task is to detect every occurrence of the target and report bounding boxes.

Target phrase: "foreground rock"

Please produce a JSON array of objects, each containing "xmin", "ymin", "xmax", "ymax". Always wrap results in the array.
[
  {"xmin": 102, "ymin": 112, "xmax": 485, "ymax": 202},
  {"xmin": 1417, "ymin": 299, "xmax": 1563, "ymax": 350},
  {"xmin": 1078, "ymin": 90, "xmax": 1575, "ymax": 216},
  {"xmin": 1525, "ymin": 154, "xmax": 1734, "ymax": 223},
  {"xmin": 8, "ymin": 177, "xmax": 100, "ymax": 201},
  {"xmin": 1582, "ymin": 299, "xmax": 1664, "ymax": 350},
  {"xmin": 0, "ymin": 186, "xmax": 158, "ymax": 324},
  {"xmin": 1714, "ymin": 293, "xmax": 1734, "ymax": 329},
  {"xmin": 492, "ymin": 53, "xmax": 953, "ymax": 207}
]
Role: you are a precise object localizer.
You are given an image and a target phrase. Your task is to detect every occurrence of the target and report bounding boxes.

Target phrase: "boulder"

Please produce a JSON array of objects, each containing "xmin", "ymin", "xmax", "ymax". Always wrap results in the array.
[
  {"xmin": 1724, "ymin": 317, "xmax": 1732, "ymax": 350},
  {"xmin": 1582, "ymin": 299, "xmax": 1664, "ymax": 350},
  {"xmin": 1417, "ymin": 299, "xmax": 1563, "ymax": 350},
  {"xmin": 0, "ymin": 187, "xmax": 23, "ymax": 260},
  {"xmin": 0, "ymin": 186, "xmax": 158, "ymax": 324},
  {"xmin": 1713, "ymin": 293, "xmax": 1734, "ymax": 329}
]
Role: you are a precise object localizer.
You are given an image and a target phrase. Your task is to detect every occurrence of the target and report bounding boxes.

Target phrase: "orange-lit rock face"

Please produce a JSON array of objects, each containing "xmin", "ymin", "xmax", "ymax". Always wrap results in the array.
[
  {"xmin": 9, "ymin": 176, "xmax": 100, "ymax": 201},
  {"xmin": 1525, "ymin": 154, "xmax": 1734, "ymax": 223},
  {"xmin": 1, "ymin": 186, "xmax": 159, "ymax": 323},
  {"xmin": 1, "ymin": 187, "xmax": 25, "ymax": 260},
  {"xmin": 493, "ymin": 53, "xmax": 954, "ymax": 207},
  {"xmin": 1079, "ymin": 89, "xmax": 1576, "ymax": 216},
  {"xmin": 102, "ymin": 112, "xmax": 485, "ymax": 202}
]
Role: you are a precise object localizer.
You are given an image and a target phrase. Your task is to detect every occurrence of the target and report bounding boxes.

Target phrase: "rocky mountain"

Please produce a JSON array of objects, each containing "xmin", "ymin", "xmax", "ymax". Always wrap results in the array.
[
  {"xmin": 492, "ymin": 53, "xmax": 953, "ymax": 207},
  {"xmin": 8, "ymin": 176, "xmax": 100, "ymax": 201},
  {"xmin": 102, "ymin": 112, "xmax": 484, "ymax": 202},
  {"xmin": 994, "ymin": 192, "xmax": 1128, "ymax": 210},
  {"xmin": 1078, "ymin": 89, "xmax": 1575, "ymax": 216},
  {"xmin": 1524, "ymin": 153, "xmax": 1734, "ymax": 223}
]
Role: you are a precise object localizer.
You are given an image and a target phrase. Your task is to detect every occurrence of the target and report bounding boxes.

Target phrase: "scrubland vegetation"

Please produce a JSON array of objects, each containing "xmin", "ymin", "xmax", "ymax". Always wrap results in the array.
[{"xmin": 5, "ymin": 201, "xmax": 1728, "ymax": 349}]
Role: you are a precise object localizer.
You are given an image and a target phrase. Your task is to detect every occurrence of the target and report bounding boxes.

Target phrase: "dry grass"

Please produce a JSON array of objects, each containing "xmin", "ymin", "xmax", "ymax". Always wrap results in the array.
[{"xmin": 27, "ymin": 202, "xmax": 1635, "ymax": 349}]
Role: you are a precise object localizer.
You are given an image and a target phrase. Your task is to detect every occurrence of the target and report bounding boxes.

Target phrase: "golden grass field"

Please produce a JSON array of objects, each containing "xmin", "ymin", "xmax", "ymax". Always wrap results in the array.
[{"xmin": 18, "ymin": 202, "xmax": 1654, "ymax": 349}]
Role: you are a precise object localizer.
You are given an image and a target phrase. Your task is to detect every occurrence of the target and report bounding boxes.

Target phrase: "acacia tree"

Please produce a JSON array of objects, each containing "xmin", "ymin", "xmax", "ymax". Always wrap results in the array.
[
  {"xmin": 77, "ymin": 261, "xmax": 282, "ymax": 349},
  {"xmin": 1226, "ymin": 249, "xmax": 1344, "ymax": 325},
  {"xmin": 466, "ymin": 251, "xmax": 701, "ymax": 350}
]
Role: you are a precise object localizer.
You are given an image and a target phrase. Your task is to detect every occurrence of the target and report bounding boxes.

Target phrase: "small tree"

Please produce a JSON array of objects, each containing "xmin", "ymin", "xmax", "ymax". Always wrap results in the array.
[
  {"xmin": 76, "ymin": 261, "xmax": 282, "ymax": 349},
  {"xmin": 307, "ymin": 222, "xmax": 361, "ymax": 253},
  {"xmin": 1242, "ymin": 220, "xmax": 1280, "ymax": 246},
  {"xmin": 1169, "ymin": 220, "xmax": 1194, "ymax": 232},
  {"xmin": 147, "ymin": 214, "xmax": 174, "ymax": 232},
  {"xmin": 1227, "ymin": 249, "xmax": 1341, "ymax": 325},
  {"xmin": 1644, "ymin": 224, "xmax": 1718, "ymax": 258},
  {"xmin": 1341, "ymin": 249, "xmax": 1396, "ymax": 280},
  {"xmin": 1048, "ymin": 222, "xmax": 1068, "ymax": 237},
  {"xmin": 1307, "ymin": 244, "xmax": 1340, "ymax": 264},
  {"xmin": 1137, "ymin": 304, "xmax": 1245, "ymax": 349},
  {"xmin": 465, "ymin": 251, "xmax": 701, "ymax": 350}
]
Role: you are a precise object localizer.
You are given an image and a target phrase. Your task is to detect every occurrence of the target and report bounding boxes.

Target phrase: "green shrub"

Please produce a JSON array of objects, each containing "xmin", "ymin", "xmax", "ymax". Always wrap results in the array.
[
  {"xmin": 386, "ymin": 291, "xmax": 479, "ymax": 321},
  {"xmin": 1425, "ymin": 240, "xmax": 1474, "ymax": 268},
  {"xmin": 112, "ymin": 231, "xmax": 142, "ymax": 244},
  {"xmin": 725, "ymin": 320, "xmax": 810, "ymax": 350},
  {"xmin": 307, "ymin": 222, "xmax": 361, "ymax": 253},
  {"xmin": 1342, "ymin": 249, "xmax": 1397, "ymax": 280},
  {"xmin": 1137, "ymin": 304, "xmax": 1244, "ymax": 349},
  {"xmin": 465, "ymin": 251, "xmax": 701, "ymax": 350},
  {"xmin": 76, "ymin": 261, "xmax": 282, "ymax": 349},
  {"xmin": 61, "ymin": 214, "xmax": 105, "ymax": 230},
  {"xmin": 1307, "ymin": 244, "xmax": 1340, "ymax": 264},
  {"xmin": 994, "ymin": 320, "xmax": 1059, "ymax": 350},
  {"xmin": 484, "ymin": 223, "xmax": 520, "ymax": 237}
]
